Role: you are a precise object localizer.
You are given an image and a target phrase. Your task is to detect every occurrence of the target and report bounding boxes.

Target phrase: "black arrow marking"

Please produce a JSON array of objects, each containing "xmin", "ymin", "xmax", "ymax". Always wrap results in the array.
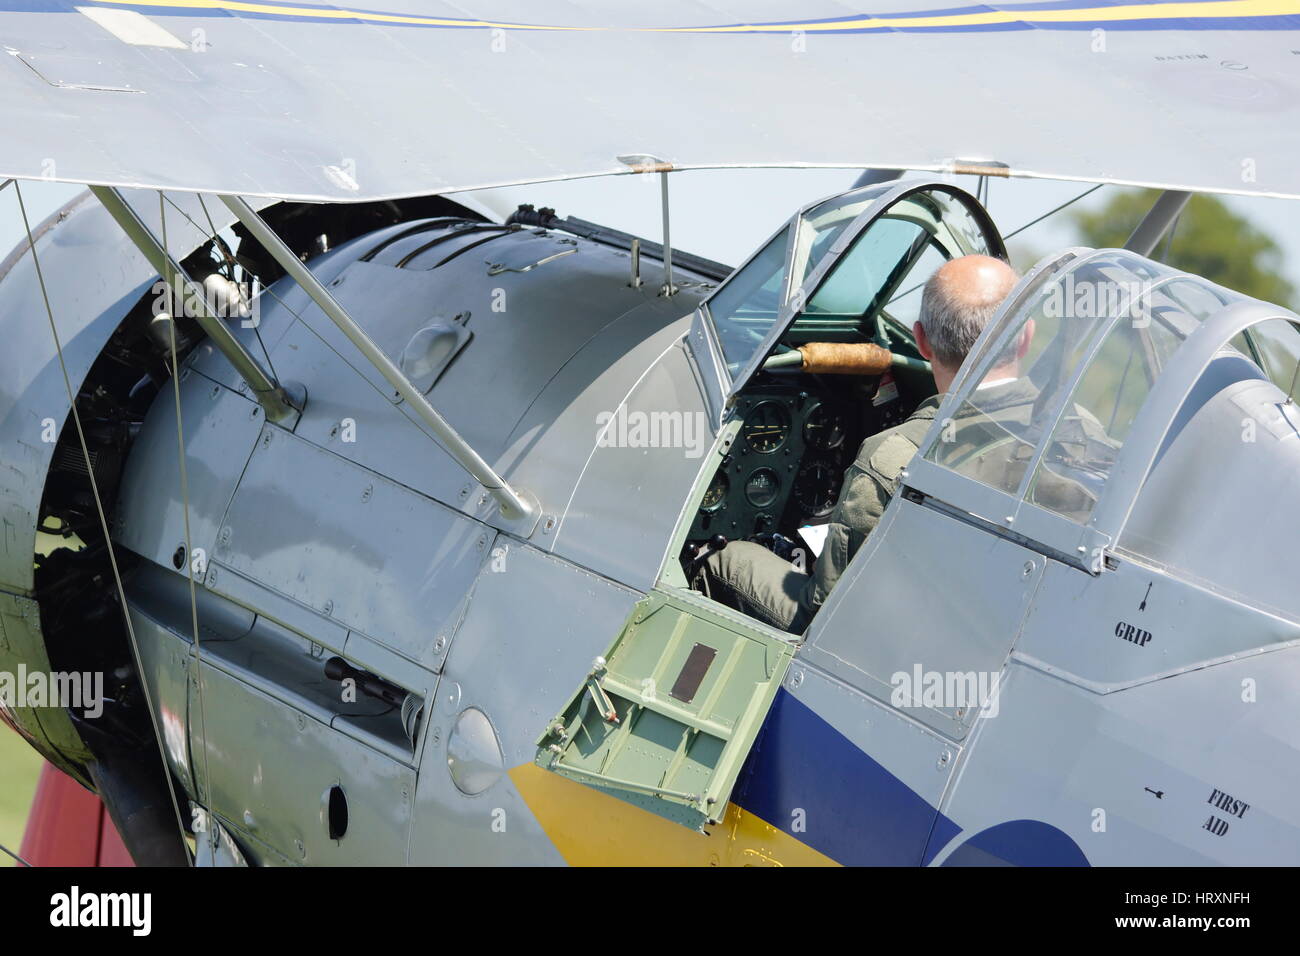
[
  {"xmin": 1139, "ymin": 582, "xmax": 1152, "ymax": 612},
  {"xmin": 1145, "ymin": 787, "xmax": 1164, "ymax": 799}
]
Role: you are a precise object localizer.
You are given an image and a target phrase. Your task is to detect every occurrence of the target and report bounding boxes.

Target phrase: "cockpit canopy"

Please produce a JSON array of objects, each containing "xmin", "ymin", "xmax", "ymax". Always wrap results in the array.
[
  {"xmin": 923, "ymin": 251, "xmax": 1242, "ymax": 523},
  {"xmin": 908, "ymin": 247, "xmax": 1300, "ymax": 622}
]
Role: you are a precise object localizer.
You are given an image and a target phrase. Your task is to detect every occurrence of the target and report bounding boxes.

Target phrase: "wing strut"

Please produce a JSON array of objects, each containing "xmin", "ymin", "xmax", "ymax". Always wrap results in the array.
[
  {"xmin": 659, "ymin": 172, "xmax": 676, "ymax": 297},
  {"xmin": 1124, "ymin": 190, "xmax": 1191, "ymax": 258},
  {"xmin": 218, "ymin": 194, "xmax": 540, "ymax": 531},
  {"xmin": 89, "ymin": 186, "xmax": 301, "ymax": 424}
]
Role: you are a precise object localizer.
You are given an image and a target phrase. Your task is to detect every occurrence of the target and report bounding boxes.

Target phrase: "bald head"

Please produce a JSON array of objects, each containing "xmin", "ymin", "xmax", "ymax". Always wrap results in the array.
[{"xmin": 917, "ymin": 254, "xmax": 1018, "ymax": 369}]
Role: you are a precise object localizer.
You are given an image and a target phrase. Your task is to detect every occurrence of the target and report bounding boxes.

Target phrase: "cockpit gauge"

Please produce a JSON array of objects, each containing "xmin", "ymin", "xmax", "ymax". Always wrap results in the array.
[
  {"xmin": 804, "ymin": 402, "xmax": 847, "ymax": 450},
  {"xmin": 793, "ymin": 460, "xmax": 841, "ymax": 518},
  {"xmin": 745, "ymin": 468, "xmax": 781, "ymax": 508},
  {"xmin": 742, "ymin": 401, "xmax": 791, "ymax": 454},
  {"xmin": 701, "ymin": 470, "xmax": 729, "ymax": 512}
]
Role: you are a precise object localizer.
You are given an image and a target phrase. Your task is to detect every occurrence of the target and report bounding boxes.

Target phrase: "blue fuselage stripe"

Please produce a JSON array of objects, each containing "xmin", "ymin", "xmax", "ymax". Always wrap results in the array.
[{"xmin": 733, "ymin": 689, "xmax": 961, "ymax": 866}]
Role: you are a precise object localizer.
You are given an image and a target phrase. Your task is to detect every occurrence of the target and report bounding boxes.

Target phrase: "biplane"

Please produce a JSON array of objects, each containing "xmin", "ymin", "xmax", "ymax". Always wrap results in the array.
[{"xmin": 2, "ymin": 0, "xmax": 1299, "ymax": 865}]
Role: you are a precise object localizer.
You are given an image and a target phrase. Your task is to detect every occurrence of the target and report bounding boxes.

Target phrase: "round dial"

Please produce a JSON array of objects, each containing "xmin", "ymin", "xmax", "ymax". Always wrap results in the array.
[
  {"xmin": 804, "ymin": 402, "xmax": 847, "ymax": 450},
  {"xmin": 793, "ymin": 460, "xmax": 841, "ymax": 518},
  {"xmin": 700, "ymin": 470, "xmax": 729, "ymax": 512},
  {"xmin": 745, "ymin": 468, "xmax": 781, "ymax": 508},
  {"xmin": 742, "ymin": 401, "xmax": 791, "ymax": 454}
]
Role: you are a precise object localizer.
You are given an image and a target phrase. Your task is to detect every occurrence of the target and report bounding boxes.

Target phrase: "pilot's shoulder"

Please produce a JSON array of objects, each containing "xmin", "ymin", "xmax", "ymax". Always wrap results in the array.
[
  {"xmin": 865, "ymin": 433, "xmax": 921, "ymax": 480},
  {"xmin": 852, "ymin": 399, "xmax": 939, "ymax": 477},
  {"xmin": 854, "ymin": 425, "xmax": 926, "ymax": 479}
]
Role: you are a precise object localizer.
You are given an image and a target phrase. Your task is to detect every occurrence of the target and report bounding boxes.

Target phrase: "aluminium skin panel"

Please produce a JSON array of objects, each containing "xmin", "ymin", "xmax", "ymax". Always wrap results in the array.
[{"xmin": 409, "ymin": 539, "xmax": 641, "ymax": 865}]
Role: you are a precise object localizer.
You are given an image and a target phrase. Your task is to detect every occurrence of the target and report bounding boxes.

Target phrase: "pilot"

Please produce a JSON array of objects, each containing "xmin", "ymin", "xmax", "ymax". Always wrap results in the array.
[{"xmin": 704, "ymin": 254, "xmax": 1023, "ymax": 633}]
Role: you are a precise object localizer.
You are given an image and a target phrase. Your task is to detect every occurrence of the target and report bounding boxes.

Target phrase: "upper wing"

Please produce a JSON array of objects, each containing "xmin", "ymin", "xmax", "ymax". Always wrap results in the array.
[{"xmin": 1, "ymin": 0, "xmax": 1298, "ymax": 200}]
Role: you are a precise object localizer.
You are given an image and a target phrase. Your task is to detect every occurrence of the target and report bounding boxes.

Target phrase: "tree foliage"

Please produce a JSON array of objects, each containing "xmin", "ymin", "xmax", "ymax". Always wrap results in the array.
[{"xmin": 1071, "ymin": 189, "xmax": 1295, "ymax": 308}]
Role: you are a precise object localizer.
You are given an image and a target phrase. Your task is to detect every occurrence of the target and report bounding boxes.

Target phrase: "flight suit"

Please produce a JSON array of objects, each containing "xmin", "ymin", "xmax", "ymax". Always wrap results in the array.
[{"xmin": 705, "ymin": 393, "xmax": 943, "ymax": 633}]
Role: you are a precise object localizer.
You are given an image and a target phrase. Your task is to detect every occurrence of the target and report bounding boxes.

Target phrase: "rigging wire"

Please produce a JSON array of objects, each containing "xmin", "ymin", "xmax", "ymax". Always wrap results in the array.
[
  {"xmin": 159, "ymin": 192, "xmax": 217, "ymax": 857},
  {"xmin": 171, "ymin": 193, "xmax": 400, "ymax": 412},
  {"xmin": 177, "ymin": 198, "xmax": 445, "ymax": 420},
  {"xmin": 884, "ymin": 183, "xmax": 1106, "ymax": 308},
  {"xmin": 160, "ymin": 192, "xmax": 280, "ymax": 383},
  {"xmin": 0, "ymin": 840, "xmax": 31, "ymax": 867},
  {"xmin": 15, "ymin": 181, "xmax": 193, "ymax": 863},
  {"xmin": 196, "ymin": 193, "xmax": 278, "ymax": 379},
  {"xmin": 1003, "ymin": 183, "xmax": 1105, "ymax": 240}
]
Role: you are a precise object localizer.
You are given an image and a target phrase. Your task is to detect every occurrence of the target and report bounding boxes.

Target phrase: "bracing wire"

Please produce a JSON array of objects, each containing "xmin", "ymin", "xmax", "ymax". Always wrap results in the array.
[
  {"xmin": 1003, "ymin": 183, "xmax": 1105, "ymax": 240},
  {"xmin": 180, "ymin": 194, "xmax": 431, "ymax": 416},
  {"xmin": 0, "ymin": 840, "xmax": 31, "ymax": 867},
  {"xmin": 163, "ymin": 192, "xmax": 280, "ymax": 383},
  {"xmin": 15, "ymin": 181, "xmax": 193, "ymax": 863},
  {"xmin": 886, "ymin": 183, "xmax": 1106, "ymax": 308},
  {"xmin": 158, "ymin": 193, "xmax": 217, "ymax": 856}
]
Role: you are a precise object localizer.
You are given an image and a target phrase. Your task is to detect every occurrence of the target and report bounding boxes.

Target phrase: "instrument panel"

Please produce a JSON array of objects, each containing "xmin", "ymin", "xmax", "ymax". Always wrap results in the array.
[{"xmin": 690, "ymin": 388, "xmax": 858, "ymax": 541}]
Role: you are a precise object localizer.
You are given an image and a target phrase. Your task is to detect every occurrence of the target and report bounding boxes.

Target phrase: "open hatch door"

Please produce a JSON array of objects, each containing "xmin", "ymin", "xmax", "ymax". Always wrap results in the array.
[{"xmin": 535, "ymin": 590, "xmax": 795, "ymax": 831}]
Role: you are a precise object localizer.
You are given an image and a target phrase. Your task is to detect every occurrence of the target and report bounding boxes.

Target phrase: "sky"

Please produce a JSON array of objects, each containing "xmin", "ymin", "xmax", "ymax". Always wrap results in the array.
[{"xmin": 3, "ymin": 171, "xmax": 1300, "ymax": 305}]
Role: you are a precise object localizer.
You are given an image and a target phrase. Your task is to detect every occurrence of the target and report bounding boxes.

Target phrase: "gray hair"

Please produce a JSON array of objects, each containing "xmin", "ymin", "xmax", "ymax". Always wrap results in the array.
[{"xmin": 918, "ymin": 257, "xmax": 1017, "ymax": 367}]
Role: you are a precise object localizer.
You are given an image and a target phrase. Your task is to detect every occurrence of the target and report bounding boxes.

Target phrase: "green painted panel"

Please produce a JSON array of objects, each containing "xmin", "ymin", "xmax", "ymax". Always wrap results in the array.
[{"xmin": 536, "ymin": 590, "xmax": 795, "ymax": 831}]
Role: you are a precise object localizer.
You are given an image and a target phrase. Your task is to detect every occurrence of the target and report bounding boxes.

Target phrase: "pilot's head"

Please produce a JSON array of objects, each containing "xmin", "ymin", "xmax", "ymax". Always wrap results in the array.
[{"xmin": 914, "ymin": 254, "xmax": 1021, "ymax": 392}]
